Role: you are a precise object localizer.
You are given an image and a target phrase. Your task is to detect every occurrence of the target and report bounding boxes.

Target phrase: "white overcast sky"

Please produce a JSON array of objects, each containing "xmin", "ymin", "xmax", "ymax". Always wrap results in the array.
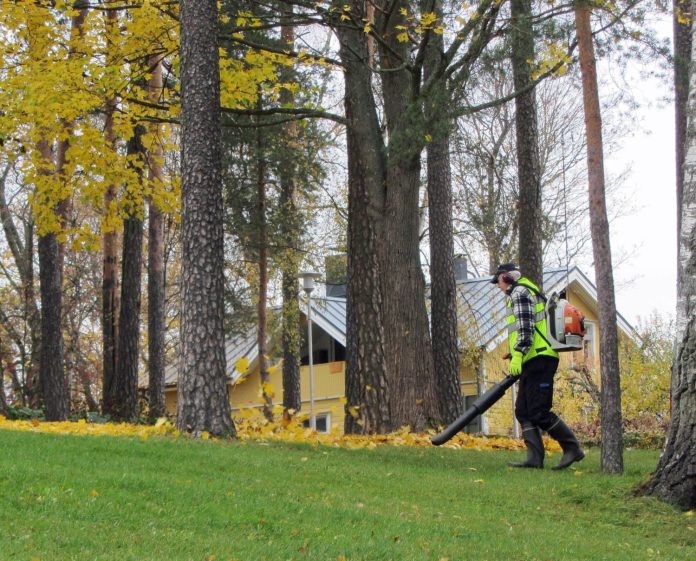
[{"xmin": 602, "ymin": 16, "xmax": 676, "ymax": 328}]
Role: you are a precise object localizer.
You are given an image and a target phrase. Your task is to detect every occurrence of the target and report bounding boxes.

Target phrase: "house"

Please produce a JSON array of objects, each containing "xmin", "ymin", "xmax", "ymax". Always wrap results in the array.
[{"xmin": 160, "ymin": 265, "xmax": 635, "ymax": 435}]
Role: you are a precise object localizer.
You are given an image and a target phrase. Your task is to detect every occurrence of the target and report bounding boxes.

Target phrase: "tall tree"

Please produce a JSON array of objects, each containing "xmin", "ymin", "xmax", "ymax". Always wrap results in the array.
[
  {"xmin": 674, "ymin": 0, "xmax": 691, "ymax": 239},
  {"xmin": 147, "ymin": 54, "xmax": 167, "ymax": 420},
  {"xmin": 645, "ymin": 2, "xmax": 696, "ymax": 509},
  {"xmin": 101, "ymin": 6, "xmax": 120, "ymax": 418},
  {"xmin": 278, "ymin": 7, "xmax": 302, "ymax": 420},
  {"xmin": 422, "ymin": 0, "xmax": 463, "ymax": 424},
  {"xmin": 106, "ymin": 125, "xmax": 146, "ymax": 421},
  {"xmin": 177, "ymin": 0, "xmax": 235, "ymax": 437},
  {"xmin": 334, "ymin": 0, "xmax": 392, "ymax": 434},
  {"xmin": 574, "ymin": 2, "xmax": 623, "ymax": 474},
  {"xmin": 511, "ymin": 0, "xmax": 543, "ymax": 287}
]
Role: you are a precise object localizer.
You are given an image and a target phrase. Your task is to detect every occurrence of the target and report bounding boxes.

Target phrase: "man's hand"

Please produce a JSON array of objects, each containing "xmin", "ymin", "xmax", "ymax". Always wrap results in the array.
[{"xmin": 509, "ymin": 351, "xmax": 523, "ymax": 376}]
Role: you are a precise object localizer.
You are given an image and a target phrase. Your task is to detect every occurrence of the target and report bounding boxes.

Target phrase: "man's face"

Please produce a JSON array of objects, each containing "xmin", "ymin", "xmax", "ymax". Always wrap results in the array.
[{"xmin": 496, "ymin": 275, "xmax": 509, "ymax": 293}]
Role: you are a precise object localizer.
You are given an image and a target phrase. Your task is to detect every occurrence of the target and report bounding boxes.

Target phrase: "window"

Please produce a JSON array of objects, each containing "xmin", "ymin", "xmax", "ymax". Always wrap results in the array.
[{"xmin": 302, "ymin": 413, "xmax": 331, "ymax": 433}]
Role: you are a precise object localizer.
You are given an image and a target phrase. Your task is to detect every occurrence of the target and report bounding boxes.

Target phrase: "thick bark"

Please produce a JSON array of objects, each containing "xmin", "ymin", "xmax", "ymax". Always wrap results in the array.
[
  {"xmin": 575, "ymin": 4, "xmax": 623, "ymax": 474},
  {"xmin": 335, "ymin": 4, "xmax": 391, "ymax": 434},
  {"xmin": 378, "ymin": 0, "xmax": 439, "ymax": 430},
  {"xmin": 279, "ymin": 9, "xmax": 301, "ymax": 419},
  {"xmin": 106, "ymin": 127, "xmax": 145, "ymax": 421},
  {"xmin": 102, "ymin": 7, "xmax": 120, "ymax": 414},
  {"xmin": 147, "ymin": 55, "xmax": 167, "ymax": 420},
  {"xmin": 511, "ymin": 0, "xmax": 543, "ymax": 288},
  {"xmin": 422, "ymin": 0, "xmax": 463, "ymax": 425},
  {"xmin": 646, "ymin": 7, "xmax": 696, "ymax": 508},
  {"xmin": 38, "ymin": 229, "xmax": 68, "ymax": 420},
  {"xmin": 177, "ymin": 0, "xmax": 235, "ymax": 437}
]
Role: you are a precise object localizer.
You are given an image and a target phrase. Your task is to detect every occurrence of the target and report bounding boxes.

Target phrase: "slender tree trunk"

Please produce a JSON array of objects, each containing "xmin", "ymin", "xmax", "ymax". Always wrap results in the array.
[
  {"xmin": 279, "ymin": 10, "xmax": 302, "ymax": 419},
  {"xmin": 422, "ymin": 0, "xmax": 462, "ymax": 425},
  {"xmin": 674, "ymin": 0, "xmax": 692, "ymax": 236},
  {"xmin": 102, "ymin": 7, "xmax": 120, "ymax": 414},
  {"xmin": 645, "ymin": 4, "xmax": 696, "ymax": 508},
  {"xmin": 108, "ymin": 126, "xmax": 146, "ymax": 421},
  {"xmin": 511, "ymin": 0, "xmax": 544, "ymax": 287},
  {"xmin": 0, "ymin": 166, "xmax": 41, "ymax": 406},
  {"xmin": 335, "ymin": 3, "xmax": 391, "ymax": 434},
  {"xmin": 256, "ymin": 105, "xmax": 273, "ymax": 421},
  {"xmin": 177, "ymin": 0, "xmax": 235, "ymax": 437},
  {"xmin": 147, "ymin": 54, "xmax": 167, "ymax": 420},
  {"xmin": 575, "ymin": 3, "xmax": 623, "ymax": 474},
  {"xmin": 378, "ymin": 0, "xmax": 439, "ymax": 430}
]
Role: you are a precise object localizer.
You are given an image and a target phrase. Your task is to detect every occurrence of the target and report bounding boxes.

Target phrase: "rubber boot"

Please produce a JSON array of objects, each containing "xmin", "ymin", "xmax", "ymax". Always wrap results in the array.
[
  {"xmin": 546, "ymin": 419, "xmax": 585, "ymax": 470},
  {"xmin": 508, "ymin": 424, "xmax": 544, "ymax": 468}
]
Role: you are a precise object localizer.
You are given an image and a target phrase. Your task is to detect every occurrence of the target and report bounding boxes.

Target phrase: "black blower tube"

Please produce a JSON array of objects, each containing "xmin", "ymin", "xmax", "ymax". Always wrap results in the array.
[{"xmin": 431, "ymin": 375, "xmax": 518, "ymax": 445}]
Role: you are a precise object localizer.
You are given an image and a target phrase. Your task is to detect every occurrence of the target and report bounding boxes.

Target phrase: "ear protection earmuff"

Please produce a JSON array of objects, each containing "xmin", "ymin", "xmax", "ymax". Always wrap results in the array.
[{"xmin": 501, "ymin": 272, "xmax": 516, "ymax": 284}]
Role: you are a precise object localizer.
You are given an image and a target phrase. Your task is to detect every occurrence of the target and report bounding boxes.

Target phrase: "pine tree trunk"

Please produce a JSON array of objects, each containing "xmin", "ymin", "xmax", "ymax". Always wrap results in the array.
[
  {"xmin": 336, "ymin": 5, "xmax": 391, "ymax": 434},
  {"xmin": 575, "ymin": 4, "xmax": 623, "ymax": 474},
  {"xmin": 511, "ymin": 0, "xmax": 543, "ymax": 288},
  {"xmin": 645, "ymin": 5, "xmax": 696, "ymax": 508},
  {"xmin": 108, "ymin": 127, "xmax": 145, "ymax": 421},
  {"xmin": 177, "ymin": 0, "xmax": 235, "ymax": 437},
  {"xmin": 147, "ymin": 55, "xmax": 166, "ymax": 420},
  {"xmin": 422, "ymin": 0, "xmax": 463, "ymax": 425},
  {"xmin": 102, "ymin": 7, "xmax": 120, "ymax": 415},
  {"xmin": 378, "ymin": 1, "xmax": 439, "ymax": 430},
  {"xmin": 279, "ymin": 10, "xmax": 301, "ymax": 419}
]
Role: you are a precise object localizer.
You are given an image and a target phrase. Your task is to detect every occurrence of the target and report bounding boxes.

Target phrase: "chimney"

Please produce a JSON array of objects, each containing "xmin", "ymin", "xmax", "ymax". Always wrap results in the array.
[
  {"xmin": 325, "ymin": 254, "xmax": 347, "ymax": 298},
  {"xmin": 454, "ymin": 255, "xmax": 468, "ymax": 282}
]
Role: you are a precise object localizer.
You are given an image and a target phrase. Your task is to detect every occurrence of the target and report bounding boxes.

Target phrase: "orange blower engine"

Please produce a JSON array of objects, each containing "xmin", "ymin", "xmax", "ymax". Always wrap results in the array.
[{"xmin": 545, "ymin": 292, "xmax": 586, "ymax": 352}]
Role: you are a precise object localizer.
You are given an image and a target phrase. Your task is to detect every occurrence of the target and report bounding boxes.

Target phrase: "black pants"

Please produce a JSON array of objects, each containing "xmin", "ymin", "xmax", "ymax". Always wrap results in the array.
[{"xmin": 515, "ymin": 355, "xmax": 560, "ymax": 430}]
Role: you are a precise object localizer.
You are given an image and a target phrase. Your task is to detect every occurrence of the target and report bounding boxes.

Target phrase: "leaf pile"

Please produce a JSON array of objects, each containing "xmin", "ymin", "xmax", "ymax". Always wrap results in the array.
[{"xmin": 0, "ymin": 413, "xmax": 561, "ymax": 452}]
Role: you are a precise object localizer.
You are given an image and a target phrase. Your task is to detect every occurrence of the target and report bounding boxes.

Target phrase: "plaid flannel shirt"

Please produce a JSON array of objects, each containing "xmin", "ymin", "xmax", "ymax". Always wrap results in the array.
[{"xmin": 507, "ymin": 284, "xmax": 537, "ymax": 355}]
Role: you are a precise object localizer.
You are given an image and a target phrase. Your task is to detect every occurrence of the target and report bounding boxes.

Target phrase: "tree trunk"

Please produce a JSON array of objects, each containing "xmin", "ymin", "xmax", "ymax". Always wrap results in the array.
[
  {"xmin": 107, "ymin": 126, "xmax": 145, "ymax": 421},
  {"xmin": 335, "ymin": 4, "xmax": 391, "ymax": 434},
  {"xmin": 256, "ymin": 103, "xmax": 273, "ymax": 421},
  {"xmin": 575, "ymin": 4, "xmax": 623, "ymax": 474},
  {"xmin": 101, "ymin": 7, "xmax": 120, "ymax": 416},
  {"xmin": 177, "ymin": 0, "xmax": 235, "ymax": 437},
  {"xmin": 378, "ymin": 1, "xmax": 439, "ymax": 430},
  {"xmin": 422, "ymin": 0, "xmax": 463, "ymax": 425},
  {"xmin": 511, "ymin": 0, "xmax": 544, "ymax": 288},
  {"xmin": 279, "ymin": 9, "xmax": 302, "ymax": 419},
  {"xmin": 645, "ymin": 4, "xmax": 696, "ymax": 508},
  {"xmin": 147, "ymin": 54, "xmax": 167, "ymax": 420},
  {"xmin": 674, "ymin": 0, "xmax": 692, "ymax": 236},
  {"xmin": 38, "ymin": 227, "xmax": 68, "ymax": 420}
]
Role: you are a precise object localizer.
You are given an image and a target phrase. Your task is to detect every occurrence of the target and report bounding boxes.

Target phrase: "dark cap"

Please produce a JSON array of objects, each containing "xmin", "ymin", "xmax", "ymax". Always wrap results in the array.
[{"xmin": 490, "ymin": 262, "xmax": 519, "ymax": 284}]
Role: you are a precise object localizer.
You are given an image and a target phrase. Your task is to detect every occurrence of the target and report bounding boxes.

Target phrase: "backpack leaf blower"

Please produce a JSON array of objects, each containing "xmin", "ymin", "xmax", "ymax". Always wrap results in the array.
[{"xmin": 431, "ymin": 375, "xmax": 517, "ymax": 445}]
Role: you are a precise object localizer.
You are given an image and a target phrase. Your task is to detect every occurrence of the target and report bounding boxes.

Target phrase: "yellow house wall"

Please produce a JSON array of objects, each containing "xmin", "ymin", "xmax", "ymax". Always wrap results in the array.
[{"xmin": 164, "ymin": 362, "xmax": 347, "ymax": 432}]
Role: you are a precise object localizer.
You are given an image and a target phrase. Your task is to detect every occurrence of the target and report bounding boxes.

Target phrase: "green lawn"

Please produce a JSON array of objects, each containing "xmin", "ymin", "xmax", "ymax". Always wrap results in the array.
[{"xmin": 0, "ymin": 429, "xmax": 692, "ymax": 561}]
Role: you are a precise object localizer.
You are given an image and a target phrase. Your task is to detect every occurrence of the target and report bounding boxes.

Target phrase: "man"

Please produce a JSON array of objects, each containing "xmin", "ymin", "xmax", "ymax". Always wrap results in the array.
[{"xmin": 492, "ymin": 262, "xmax": 585, "ymax": 470}]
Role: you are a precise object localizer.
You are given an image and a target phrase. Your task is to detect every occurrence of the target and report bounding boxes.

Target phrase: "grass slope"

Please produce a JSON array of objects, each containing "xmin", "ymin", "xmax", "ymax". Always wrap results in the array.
[{"xmin": 0, "ymin": 429, "xmax": 693, "ymax": 561}]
